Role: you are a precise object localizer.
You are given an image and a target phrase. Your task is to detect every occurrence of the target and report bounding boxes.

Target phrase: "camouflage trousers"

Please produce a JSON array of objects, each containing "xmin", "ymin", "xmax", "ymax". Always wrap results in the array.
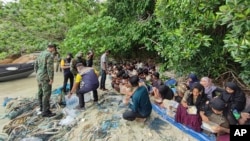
[{"xmin": 37, "ymin": 80, "xmax": 52, "ymax": 114}]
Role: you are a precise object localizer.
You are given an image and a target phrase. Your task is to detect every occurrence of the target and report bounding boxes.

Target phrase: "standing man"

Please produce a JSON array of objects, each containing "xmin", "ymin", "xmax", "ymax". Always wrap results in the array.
[
  {"xmin": 60, "ymin": 53, "xmax": 74, "ymax": 105},
  {"xmin": 34, "ymin": 44, "xmax": 57, "ymax": 117},
  {"xmin": 100, "ymin": 50, "xmax": 110, "ymax": 91},
  {"xmin": 86, "ymin": 50, "xmax": 94, "ymax": 67},
  {"xmin": 70, "ymin": 51, "xmax": 85, "ymax": 77},
  {"xmin": 54, "ymin": 52, "xmax": 62, "ymax": 72}
]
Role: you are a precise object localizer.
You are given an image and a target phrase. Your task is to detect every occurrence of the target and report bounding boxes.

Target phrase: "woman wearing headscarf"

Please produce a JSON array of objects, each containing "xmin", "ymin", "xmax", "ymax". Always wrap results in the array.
[
  {"xmin": 186, "ymin": 73, "xmax": 199, "ymax": 89},
  {"xmin": 200, "ymin": 77, "xmax": 224, "ymax": 101},
  {"xmin": 218, "ymin": 82, "xmax": 246, "ymax": 124}
]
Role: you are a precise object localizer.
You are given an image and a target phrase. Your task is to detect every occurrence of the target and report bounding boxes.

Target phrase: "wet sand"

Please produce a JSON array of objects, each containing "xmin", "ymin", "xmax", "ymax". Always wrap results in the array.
[{"xmin": 0, "ymin": 71, "xmax": 65, "ymax": 132}]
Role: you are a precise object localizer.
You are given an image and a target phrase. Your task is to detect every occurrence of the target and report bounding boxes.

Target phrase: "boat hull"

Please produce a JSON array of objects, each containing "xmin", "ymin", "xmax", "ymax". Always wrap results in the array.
[{"xmin": 0, "ymin": 62, "xmax": 34, "ymax": 82}]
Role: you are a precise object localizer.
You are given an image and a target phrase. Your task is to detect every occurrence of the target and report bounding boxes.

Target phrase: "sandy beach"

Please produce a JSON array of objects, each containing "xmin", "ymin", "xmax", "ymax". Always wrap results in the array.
[{"xmin": 0, "ymin": 68, "xmax": 198, "ymax": 141}]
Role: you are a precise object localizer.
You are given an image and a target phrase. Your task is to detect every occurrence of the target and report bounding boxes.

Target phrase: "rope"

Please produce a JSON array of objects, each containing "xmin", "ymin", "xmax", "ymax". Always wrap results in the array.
[
  {"xmin": 7, "ymin": 124, "xmax": 28, "ymax": 141},
  {"xmin": 0, "ymin": 133, "xmax": 8, "ymax": 140},
  {"xmin": 29, "ymin": 127, "xmax": 61, "ymax": 136}
]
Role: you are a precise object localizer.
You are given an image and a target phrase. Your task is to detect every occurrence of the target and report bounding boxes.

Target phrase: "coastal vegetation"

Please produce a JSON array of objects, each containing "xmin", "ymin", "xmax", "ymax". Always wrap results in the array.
[{"xmin": 0, "ymin": 0, "xmax": 249, "ymax": 88}]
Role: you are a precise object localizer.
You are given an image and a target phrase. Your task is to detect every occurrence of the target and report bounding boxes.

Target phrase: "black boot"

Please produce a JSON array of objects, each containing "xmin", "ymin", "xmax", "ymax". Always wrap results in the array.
[{"xmin": 42, "ymin": 110, "xmax": 56, "ymax": 117}]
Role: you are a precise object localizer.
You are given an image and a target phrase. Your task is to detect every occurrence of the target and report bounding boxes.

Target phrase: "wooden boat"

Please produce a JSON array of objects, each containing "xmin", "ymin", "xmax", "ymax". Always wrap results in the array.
[{"xmin": 0, "ymin": 62, "xmax": 34, "ymax": 82}]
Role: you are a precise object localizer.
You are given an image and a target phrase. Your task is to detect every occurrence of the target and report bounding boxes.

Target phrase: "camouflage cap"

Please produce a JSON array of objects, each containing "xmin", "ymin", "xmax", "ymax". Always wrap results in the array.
[
  {"xmin": 76, "ymin": 51, "xmax": 83, "ymax": 57},
  {"xmin": 48, "ymin": 43, "xmax": 57, "ymax": 51}
]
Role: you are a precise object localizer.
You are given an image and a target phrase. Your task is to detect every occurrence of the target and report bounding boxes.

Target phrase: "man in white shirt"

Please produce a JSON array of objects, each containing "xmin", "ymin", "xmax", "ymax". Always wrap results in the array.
[{"xmin": 100, "ymin": 50, "xmax": 110, "ymax": 91}]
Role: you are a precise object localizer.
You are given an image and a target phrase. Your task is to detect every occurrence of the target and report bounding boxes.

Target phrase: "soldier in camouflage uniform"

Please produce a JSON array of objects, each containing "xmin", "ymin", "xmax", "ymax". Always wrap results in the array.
[
  {"xmin": 34, "ymin": 44, "xmax": 57, "ymax": 117},
  {"xmin": 70, "ymin": 51, "xmax": 86, "ymax": 77}
]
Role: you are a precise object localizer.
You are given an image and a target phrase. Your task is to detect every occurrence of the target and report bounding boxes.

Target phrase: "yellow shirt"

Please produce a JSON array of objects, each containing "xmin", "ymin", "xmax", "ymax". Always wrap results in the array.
[
  {"xmin": 75, "ymin": 74, "xmax": 82, "ymax": 83},
  {"xmin": 60, "ymin": 59, "xmax": 65, "ymax": 67}
]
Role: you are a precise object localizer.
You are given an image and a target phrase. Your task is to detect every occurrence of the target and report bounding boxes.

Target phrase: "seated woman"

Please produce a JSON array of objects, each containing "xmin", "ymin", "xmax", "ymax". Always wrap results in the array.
[
  {"xmin": 122, "ymin": 75, "xmax": 152, "ymax": 121},
  {"xmin": 200, "ymin": 97, "xmax": 230, "ymax": 140},
  {"xmin": 175, "ymin": 82, "xmax": 208, "ymax": 132},
  {"xmin": 217, "ymin": 82, "xmax": 246, "ymax": 125},
  {"xmin": 186, "ymin": 73, "xmax": 199, "ymax": 89},
  {"xmin": 200, "ymin": 77, "xmax": 224, "ymax": 101}
]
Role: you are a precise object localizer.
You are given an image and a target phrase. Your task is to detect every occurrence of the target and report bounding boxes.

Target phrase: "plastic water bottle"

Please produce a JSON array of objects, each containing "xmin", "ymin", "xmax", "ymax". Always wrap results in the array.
[
  {"xmin": 65, "ymin": 95, "xmax": 79, "ymax": 109},
  {"xmin": 21, "ymin": 137, "xmax": 43, "ymax": 141},
  {"xmin": 2, "ymin": 97, "xmax": 13, "ymax": 107},
  {"xmin": 232, "ymin": 109, "xmax": 241, "ymax": 120}
]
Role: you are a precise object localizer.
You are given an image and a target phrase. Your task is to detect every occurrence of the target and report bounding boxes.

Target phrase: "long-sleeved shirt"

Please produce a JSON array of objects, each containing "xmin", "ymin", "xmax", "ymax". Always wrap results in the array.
[
  {"xmin": 218, "ymin": 90, "xmax": 246, "ymax": 111},
  {"xmin": 34, "ymin": 50, "xmax": 54, "ymax": 82},
  {"xmin": 129, "ymin": 86, "xmax": 152, "ymax": 117}
]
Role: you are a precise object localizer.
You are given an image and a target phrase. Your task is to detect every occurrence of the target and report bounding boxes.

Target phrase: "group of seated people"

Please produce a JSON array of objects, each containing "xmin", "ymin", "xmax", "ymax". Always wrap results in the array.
[{"xmin": 106, "ymin": 61, "xmax": 250, "ymax": 141}]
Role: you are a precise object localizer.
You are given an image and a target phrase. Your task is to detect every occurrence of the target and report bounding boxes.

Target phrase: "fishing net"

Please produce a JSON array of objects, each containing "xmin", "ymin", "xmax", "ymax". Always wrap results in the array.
[{"xmin": 1, "ymin": 91, "xmax": 196, "ymax": 141}]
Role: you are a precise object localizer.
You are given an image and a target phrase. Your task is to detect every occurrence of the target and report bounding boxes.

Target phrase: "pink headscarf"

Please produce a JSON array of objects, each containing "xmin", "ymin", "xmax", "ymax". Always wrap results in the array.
[{"xmin": 200, "ymin": 77, "xmax": 216, "ymax": 100}]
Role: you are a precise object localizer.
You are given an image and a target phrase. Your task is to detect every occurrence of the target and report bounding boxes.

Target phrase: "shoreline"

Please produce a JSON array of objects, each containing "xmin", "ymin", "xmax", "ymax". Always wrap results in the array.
[{"xmin": 0, "ymin": 71, "xmax": 65, "ymax": 132}]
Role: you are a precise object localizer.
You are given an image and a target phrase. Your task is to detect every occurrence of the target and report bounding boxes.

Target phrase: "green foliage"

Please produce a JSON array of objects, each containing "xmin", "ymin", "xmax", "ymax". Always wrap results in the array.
[
  {"xmin": 216, "ymin": 0, "xmax": 250, "ymax": 84},
  {"xmin": 105, "ymin": 0, "xmax": 155, "ymax": 22},
  {"xmin": 0, "ymin": 0, "xmax": 101, "ymax": 59},
  {"xmin": 63, "ymin": 16, "xmax": 119, "ymax": 56},
  {"xmin": 154, "ymin": 0, "xmax": 247, "ymax": 83},
  {"xmin": 103, "ymin": 0, "xmax": 158, "ymax": 60},
  {"xmin": 1, "ymin": 0, "xmax": 249, "ymax": 87},
  {"xmin": 63, "ymin": 0, "xmax": 158, "ymax": 61}
]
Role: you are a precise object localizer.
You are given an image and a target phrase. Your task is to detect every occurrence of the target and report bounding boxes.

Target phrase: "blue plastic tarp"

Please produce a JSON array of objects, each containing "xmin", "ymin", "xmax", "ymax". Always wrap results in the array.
[
  {"xmin": 152, "ymin": 104, "xmax": 216, "ymax": 141},
  {"xmin": 52, "ymin": 84, "xmax": 70, "ymax": 95}
]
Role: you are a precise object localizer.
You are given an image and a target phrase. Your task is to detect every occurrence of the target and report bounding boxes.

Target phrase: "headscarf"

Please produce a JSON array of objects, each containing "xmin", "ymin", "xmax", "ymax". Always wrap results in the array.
[
  {"xmin": 188, "ymin": 73, "xmax": 199, "ymax": 88},
  {"xmin": 223, "ymin": 82, "xmax": 246, "ymax": 111},
  {"xmin": 225, "ymin": 82, "xmax": 241, "ymax": 94},
  {"xmin": 76, "ymin": 51, "xmax": 83, "ymax": 58},
  {"xmin": 200, "ymin": 77, "xmax": 217, "ymax": 100}
]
